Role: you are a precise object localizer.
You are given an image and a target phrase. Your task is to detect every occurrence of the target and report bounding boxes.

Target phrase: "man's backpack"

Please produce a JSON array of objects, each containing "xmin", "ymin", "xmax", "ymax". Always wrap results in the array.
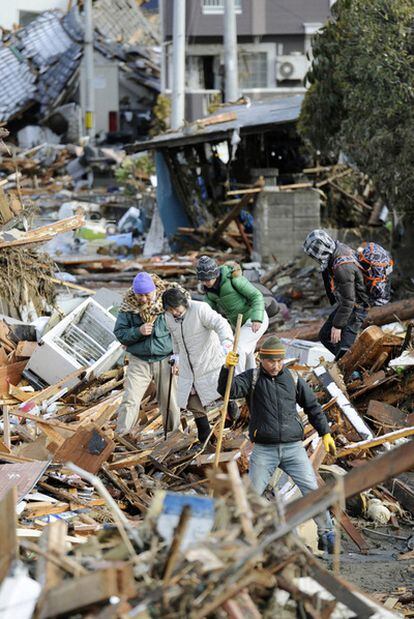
[
  {"xmin": 356, "ymin": 242, "xmax": 394, "ymax": 306},
  {"xmin": 332, "ymin": 242, "xmax": 393, "ymax": 307}
]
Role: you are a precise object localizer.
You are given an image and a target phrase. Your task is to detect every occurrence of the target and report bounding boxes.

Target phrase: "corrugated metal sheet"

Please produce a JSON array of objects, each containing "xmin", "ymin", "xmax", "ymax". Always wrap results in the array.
[
  {"xmin": 0, "ymin": 461, "xmax": 49, "ymax": 503},
  {"xmin": 129, "ymin": 94, "xmax": 304, "ymax": 151}
]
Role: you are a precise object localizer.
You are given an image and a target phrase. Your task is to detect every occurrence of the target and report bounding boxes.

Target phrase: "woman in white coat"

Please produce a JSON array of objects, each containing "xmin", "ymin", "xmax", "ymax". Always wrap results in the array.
[{"xmin": 163, "ymin": 288, "xmax": 233, "ymax": 442}]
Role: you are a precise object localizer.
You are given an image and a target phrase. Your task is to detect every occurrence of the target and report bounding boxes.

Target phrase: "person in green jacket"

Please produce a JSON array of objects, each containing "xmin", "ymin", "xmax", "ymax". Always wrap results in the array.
[
  {"xmin": 196, "ymin": 256, "xmax": 269, "ymax": 373},
  {"xmin": 114, "ymin": 272, "xmax": 181, "ymax": 436}
]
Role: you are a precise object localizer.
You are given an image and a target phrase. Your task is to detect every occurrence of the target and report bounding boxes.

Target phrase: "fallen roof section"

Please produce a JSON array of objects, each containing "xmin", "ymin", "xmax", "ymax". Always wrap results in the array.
[{"xmin": 128, "ymin": 94, "xmax": 304, "ymax": 151}]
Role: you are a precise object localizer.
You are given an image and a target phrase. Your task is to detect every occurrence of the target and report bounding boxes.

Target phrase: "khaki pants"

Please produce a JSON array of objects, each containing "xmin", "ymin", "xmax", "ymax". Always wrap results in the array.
[
  {"xmin": 186, "ymin": 393, "xmax": 209, "ymax": 420},
  {"xmin": 116, "ymin": 354, "xmax": 180, "ymax": 435}
]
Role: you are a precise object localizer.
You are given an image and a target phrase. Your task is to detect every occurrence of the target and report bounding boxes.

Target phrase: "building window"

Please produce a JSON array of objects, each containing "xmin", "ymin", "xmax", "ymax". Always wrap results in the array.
[
  {"xmin": 202, "ymin": 0, "xmax": 242, "ymax": 15},
  {"xmin": 239, "ymin": 52, "xmax": 268, "ymax": 88}
]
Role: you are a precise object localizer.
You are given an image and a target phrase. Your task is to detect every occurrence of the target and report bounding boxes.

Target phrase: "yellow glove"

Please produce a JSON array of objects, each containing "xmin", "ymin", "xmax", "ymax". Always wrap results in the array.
[
  {"xmin": 323, "ymin": 433, "xmax": 337, "ymax": 456},
  {"xmin": 225, "ymin": 351, "xmax": 239, "ymax": 368}
]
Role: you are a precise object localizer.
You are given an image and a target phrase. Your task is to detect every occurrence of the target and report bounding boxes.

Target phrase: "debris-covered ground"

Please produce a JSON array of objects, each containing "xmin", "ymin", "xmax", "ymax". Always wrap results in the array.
[{"xmin": 0, "ymin": 124, "xmax": 413, "ymax": 618}]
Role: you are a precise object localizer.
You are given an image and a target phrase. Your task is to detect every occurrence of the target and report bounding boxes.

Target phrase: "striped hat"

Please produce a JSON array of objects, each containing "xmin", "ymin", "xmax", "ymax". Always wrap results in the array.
[
  {"xmin": 259, "ymin": 336, "xmax": 286, "ymax": 360},
  {"xmin": 196, "ymin": 255, "xmax": 220, "ymax": 281}
]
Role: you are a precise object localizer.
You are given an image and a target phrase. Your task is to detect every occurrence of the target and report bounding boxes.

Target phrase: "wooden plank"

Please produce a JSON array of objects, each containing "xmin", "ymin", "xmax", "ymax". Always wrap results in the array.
[
  {"xmin": 37, "ymin": 521, "xmax": 68, "ymax": 591},
  {"xmin": 53, "ymin": 425, "xmax": 115, "ymax": 474},
  {"xmin": 40, "ymin": 565, "xmax": 136, "ymax": 618},
  {"xmin": 195, "ymin": 111, "xmax": 237, "ymax": 127},
  {"xmin": 3, "ymin": 406, "xmax": 10, "ymax": 450},
  {"xmin": 195, "ymin": 450, "xmax": 241, "ymax": 468},
  {"xmin": 0, "ymin": 360, "xmax": 27, "ymax": 395},
  {"xmin": 0, "ymin": 487, "xmax": 17, "ymax": 583},
  {"xmin": 366, "ymin": 400, "xmax": 410, "ymax": 428},
  {"xmin": 15, "ymin": 340, "xmax": 38, "ymax": 359},
  {"xmin": 17, "ymin": 367, "xmax": 87, "ymax": 413},
  {"xmin": 208, "ymin": 179, "xmax": 264, "ymax": 244},
  {"xmin": 0, "ymin": 214, "xmax": 85, "ymax": 249},
  {"xmin": 8, "ymin": 384, "xmax": 34, "ymax": 402},
  {"xmin": 108, "ymin": 449, "xmax": 153, "ymax": 470},
  {"xmin": 387, "ymin": 478, "xmax": 414, "ymax": 513},
  {"xmin": 227, "ymin": 461, "xmax": 256, "ymax": 545},
  {"xmin": 305, "ymin": 553, "xmax": 375, "ymax": 618},
  {"xmin": 337, "ymin": 425, "xmax": 414, "ymax": 456}
]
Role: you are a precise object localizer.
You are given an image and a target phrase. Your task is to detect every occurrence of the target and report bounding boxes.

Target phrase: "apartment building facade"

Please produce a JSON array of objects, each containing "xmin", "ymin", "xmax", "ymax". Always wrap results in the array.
[{"xmin": 163, "ymin": 0, "xmax": 332, "ymax": 120}]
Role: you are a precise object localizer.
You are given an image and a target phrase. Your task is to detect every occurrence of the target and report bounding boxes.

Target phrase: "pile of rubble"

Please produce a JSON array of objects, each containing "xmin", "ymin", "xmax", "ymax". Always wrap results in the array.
[{"xmin": 0, "ymin": 284, "xmax": 414, "ymax": 616}]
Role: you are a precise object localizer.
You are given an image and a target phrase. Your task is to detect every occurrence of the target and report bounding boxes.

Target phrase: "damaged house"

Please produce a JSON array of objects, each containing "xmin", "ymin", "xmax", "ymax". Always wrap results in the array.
[
  {"xmin": 0, "ymin": 0, "xmax": 160, "ymax": 142},
  {"xmin": 129, "ymin": 94, "xmax": 320, "ymax": 263}
]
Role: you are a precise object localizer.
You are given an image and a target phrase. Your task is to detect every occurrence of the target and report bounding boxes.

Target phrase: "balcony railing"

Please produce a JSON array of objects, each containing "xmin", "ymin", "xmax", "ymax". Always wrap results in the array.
[{"xmin": 202, "ymin": 0, "xmax": 242, "ymax": 15}]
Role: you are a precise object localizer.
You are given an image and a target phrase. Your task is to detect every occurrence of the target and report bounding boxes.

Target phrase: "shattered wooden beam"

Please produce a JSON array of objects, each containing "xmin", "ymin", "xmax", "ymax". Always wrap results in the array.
[
  {"xmin": 386, "ymin": 478, "xmax": 414, "ymax": 513},
  {"xmin": 314, "ymin": 366, "xmax": 374, "ymax": 440},
  {"xmin": 0, "ymin": 214, "xmax": 85, "ymax": 249},
  {"xmin": 39, "ymin": 565, "xmax": 136, "ymax": 618},
  {"xmin": 304, "ymin": 553, "xmax": 375, "ymax": 618},
  {"xmin": 337, "ymin": 426, "xmax": 414, "ymax": 456},
  {"xmin": 278, "ymin": 297, "xmax": 414, "ymax": 341},
  {"xmin": 208, "ymin": 179, "xmax": 264, "ymax": 244},
  {"xmin": 285, "ymin": 440, "xmax": 414, "ymax": 524},
  {"xmin": 36, "ymin": 521, "xmax": 68, "ymax": 590},
  {"xmin": 0, "ymin": 487, "xmax": 17, "ymax": 583},
  {"xmin": 53, "ymin": 425, "xmax": 116, "ymax": 474}
]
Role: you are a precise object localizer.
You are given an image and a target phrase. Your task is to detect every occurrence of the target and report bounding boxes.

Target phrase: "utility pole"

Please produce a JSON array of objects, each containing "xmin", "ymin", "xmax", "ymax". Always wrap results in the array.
[
  {"xmin": 171, "ymin": 0, "xmax": 186, "ymax": 130},
  {"xmin": 160, "ymin": 0, "xmax": 166, "ymax": 92},
  {"xmin": 84, "ymin": 0, "xmax": 95, "ymax": 142},
  {"xmin": 224, "ymin": 0, "xmax": 239, "ymax": 102}
]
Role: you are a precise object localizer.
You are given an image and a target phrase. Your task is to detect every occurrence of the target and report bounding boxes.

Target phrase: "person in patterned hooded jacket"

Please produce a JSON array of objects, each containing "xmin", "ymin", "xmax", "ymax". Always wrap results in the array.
[
  {"xmin": 114, "ymin": 272, "xmax": 186, "ymax": 436},
  {"xmin": 303, "ymin": 229, "xmax": 369, "ymax": 360}
]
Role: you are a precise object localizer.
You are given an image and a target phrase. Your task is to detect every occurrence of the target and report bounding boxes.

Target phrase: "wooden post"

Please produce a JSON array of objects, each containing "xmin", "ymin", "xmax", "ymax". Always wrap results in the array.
[
  {"xmin": 0, "ymin": 486, "xmax": 17, "ymax": 584},
  {"xmin": 213, "ymin": 314, "xmax": 243, "ymax": 470},
  {"xmin": 3, "ymin": 406, "xmax": 10, "ymax": 450}
]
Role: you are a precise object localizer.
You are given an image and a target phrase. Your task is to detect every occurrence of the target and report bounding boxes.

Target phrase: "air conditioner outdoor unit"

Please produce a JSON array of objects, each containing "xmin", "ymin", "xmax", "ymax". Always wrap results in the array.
[
  {"xmin": 276, "ymin": 55, "xmax": 309, "ymax": 81},
  {"xmin": 24, "ymin": 298, "xmax": 123, "ymax": 388}
]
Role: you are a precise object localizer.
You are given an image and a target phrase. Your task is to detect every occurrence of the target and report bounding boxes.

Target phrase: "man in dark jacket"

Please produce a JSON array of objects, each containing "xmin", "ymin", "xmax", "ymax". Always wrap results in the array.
[
  {"xmin": 303, "ymin": 229, "xmax": 369, "ymax": 360},
  {"xmin": 114, "ymin": 272, "xmax": 180, "ymax": 436},
  {"xmin": 218, "ymin": 335, "xmax": 337, "ymax": 553}
]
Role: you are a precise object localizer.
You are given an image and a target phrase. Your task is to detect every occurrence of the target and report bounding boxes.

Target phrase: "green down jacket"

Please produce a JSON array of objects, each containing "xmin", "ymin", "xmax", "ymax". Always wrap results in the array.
[
  {"xmin": 203, "ymin": 265, "xmax": 265, "ymax": 328},
  {"xmin": 114, "ymin": 312, "xmax": 172, "ymax": 362}
]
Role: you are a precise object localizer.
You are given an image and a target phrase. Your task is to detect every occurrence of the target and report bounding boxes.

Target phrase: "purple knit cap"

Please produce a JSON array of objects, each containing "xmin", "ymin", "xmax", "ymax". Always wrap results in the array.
[{"xmin": 132, "ymin": 272, "xmax": 156, "ymax": 294}]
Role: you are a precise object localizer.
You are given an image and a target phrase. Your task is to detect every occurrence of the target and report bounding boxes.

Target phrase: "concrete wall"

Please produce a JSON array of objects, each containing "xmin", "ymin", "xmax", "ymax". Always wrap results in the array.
[
  {"xmin": 80, "ymin": 53, "xmax": 119, "ymax": 134},
  {"xmin": 253, "ymin": 189, "xmax": 321, "ymax": 264}
]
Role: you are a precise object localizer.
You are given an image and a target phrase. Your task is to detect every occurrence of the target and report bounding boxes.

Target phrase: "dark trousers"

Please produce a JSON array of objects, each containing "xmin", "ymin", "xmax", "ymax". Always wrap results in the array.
[{"xmin": 319, "ymin": 306, "xmax": 367, "ymax": 360}]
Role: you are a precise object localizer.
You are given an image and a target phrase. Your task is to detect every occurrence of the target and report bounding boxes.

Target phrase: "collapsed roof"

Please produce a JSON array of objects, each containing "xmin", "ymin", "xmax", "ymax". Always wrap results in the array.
[{"xmin": 0, "ymin": 3, "xmax": 160, "ymax": 124}]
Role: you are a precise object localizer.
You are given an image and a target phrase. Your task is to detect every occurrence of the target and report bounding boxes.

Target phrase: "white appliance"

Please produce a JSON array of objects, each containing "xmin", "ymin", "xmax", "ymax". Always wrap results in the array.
[
  {"xmin": 281, "ymin": 338, "xmax": 334, "ymax": 367},
  {"xmin": 24, "ymin": 298, "xmax": 122, "ymax": 387},
  {"xmin": 276, "ymin": 54, "xmax": 309, "ymax": 81}
]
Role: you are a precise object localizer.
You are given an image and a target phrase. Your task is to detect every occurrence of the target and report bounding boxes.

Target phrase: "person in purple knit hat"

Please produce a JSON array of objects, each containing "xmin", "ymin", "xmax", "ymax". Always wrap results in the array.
[{"xmin": 114, "ymin": 272, "xmax": 184, "ymax": 436}]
